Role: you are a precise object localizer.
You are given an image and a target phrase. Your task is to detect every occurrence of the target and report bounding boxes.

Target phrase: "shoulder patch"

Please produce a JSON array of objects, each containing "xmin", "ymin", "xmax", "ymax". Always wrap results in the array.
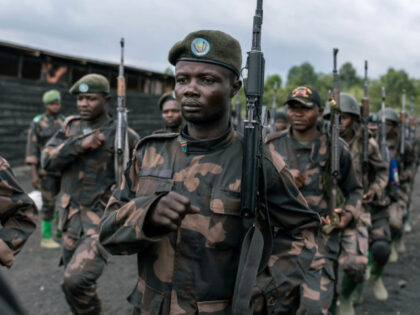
[
  {"xmin": 63, "ymin": 115, "xmax": 81, "ymax": 128},
  {"xmin": 60, "ymin": 114, "xmax": 66, "ymax": 121},
  {"xmin": 33, "ymin": 114, "xmax": 43, "ymax": 123}
]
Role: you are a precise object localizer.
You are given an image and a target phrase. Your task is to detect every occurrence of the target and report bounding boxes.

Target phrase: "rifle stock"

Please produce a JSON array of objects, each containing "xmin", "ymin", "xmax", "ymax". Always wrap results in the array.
[{"xmin": 361, "ymin": 60, "xmax": 369, "ymax": 191}]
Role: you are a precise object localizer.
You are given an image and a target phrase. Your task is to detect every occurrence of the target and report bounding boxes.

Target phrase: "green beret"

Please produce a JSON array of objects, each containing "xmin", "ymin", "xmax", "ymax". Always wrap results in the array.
[
  {"xmin": 69, "ymin": 73, "xmax": 110, "ymax": 95},
  {"xmin": 168, "ymin": 30, "xmax": 242, "ymax": 77},
  {"xmin": 42, "ymin": 89, "xmax": 61, "ymax": 104},
  {"xmin": 158, "ymin": 91, "xmax": 176, "ymax": 111}
]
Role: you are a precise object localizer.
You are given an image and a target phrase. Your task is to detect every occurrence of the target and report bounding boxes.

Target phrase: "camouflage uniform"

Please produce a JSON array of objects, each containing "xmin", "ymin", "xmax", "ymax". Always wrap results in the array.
[
  {"xmin": 0, "ymin": 156, "xmax": 37, "ymax": 268},
  {"xmin": 42, "ymin": 115, "xmax": 139, "ymax": 314},
  {"xmin": 99, "ymin": 126, "xmax": 320, "ymax": 314},
  {"xmin": 265, "ymin": 127, "xmax": 363, "ymax": 314},
  {"xmin": 25, "ymin": 112, "xmax": 65, "ymax": 221},
  {"xmin": 346, "ymin": 127, "xmax": 388, "ymax": 264}
]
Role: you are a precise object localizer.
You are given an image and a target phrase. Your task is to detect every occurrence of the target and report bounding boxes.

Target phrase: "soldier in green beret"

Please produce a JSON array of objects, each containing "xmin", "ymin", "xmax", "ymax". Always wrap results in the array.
[
  {"xmin": 25, "ymin": 89, "xmax": 65, "ymax": 249},
  {"xmin": 99, "ymin": 30, "xmax": 319, "ymax": 314},
  {"xmin": 153, "ymin": 91, "xmax": 183, "ymax": 134},
  {"xmin": 42, "ymin": 73, "xmax": 139, "ymax": 315}
]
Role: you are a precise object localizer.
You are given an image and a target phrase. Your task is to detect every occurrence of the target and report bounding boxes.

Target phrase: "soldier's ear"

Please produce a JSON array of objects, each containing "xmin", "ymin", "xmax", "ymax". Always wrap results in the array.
[{"xmin": 230, "ymin": 78, "xmax": 242, "ymax": 98}]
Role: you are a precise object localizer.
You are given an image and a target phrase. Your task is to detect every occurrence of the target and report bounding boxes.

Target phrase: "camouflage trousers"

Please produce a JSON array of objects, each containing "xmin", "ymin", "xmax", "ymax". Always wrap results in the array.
[
  {"xmin": 39, "ymin": 173, "xmax": 60, "ymax": 221},
  {"xmin": 388, "ymin": 199, "xmax": 406, "ymax": 239},
  {"xmin": 61, "ymin": 227, "xmax": 107, "ymax": 315},
  {"xmin": 370, "ymin": 205, "xmax": 391, "ymax": 244}
]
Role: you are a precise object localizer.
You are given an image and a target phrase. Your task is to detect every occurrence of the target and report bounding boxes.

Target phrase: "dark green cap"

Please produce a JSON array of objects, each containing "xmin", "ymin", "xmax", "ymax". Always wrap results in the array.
[
  {"xmin": 158, "ymin": 91, "xmax": 176, "ymax": 111},
  {"xmin": 69, "ymin": 73, "xmax": 110, "ymax": 95},
  {"xmin": 168, "ymin": 30, "xmax": 242, "ymax": 77},
  {"xmin": 42, "ymin": 89, "xmax": 61, "ymax": 104}
]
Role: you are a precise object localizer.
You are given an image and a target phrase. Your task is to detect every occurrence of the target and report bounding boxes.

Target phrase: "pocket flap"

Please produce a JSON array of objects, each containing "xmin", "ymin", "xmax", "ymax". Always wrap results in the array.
[{"xmin": 210, "ymin": 188, "xmax": 241, "ymax": 216}]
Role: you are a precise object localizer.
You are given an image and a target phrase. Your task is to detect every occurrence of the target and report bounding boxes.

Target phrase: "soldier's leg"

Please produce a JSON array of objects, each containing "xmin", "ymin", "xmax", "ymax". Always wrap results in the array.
[
  {"xmin": 40, "ymin": 173, "xmax": 60, "ymax": 249},
  {"xmin": 368, "ymin": 215, "xmax": 391, "ymax": 301},
  {"xmin": 298, "ymin": 258, "xmax": 335, "ymax": 315},
  {"xmin": 62, "ymin": 234, "xmax": 107, "ymax": 315}
]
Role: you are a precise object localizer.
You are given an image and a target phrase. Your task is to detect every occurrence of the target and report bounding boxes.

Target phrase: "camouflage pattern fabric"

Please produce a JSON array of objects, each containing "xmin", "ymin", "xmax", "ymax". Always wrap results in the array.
[
  {"xmin": 99, "ymin": 126, "xmax": 320, "ymax": 314},
  {"xmin": 342, "ymin": 129, "xmax": 389, "ymax": 280},
  {"xmin": 26, "ymin": 112, "xmax": 65, "ymax": 220},
  {"xmin": 265, "ymin": 126, "xmax": 363, "ymax": 314},
  {"xmin": 0, "ymin": 156, "xmax": 37, "ymax": 268},
  {"xmin": 42, "ymin": 115, "xmax": 139, "ymax": 315}
]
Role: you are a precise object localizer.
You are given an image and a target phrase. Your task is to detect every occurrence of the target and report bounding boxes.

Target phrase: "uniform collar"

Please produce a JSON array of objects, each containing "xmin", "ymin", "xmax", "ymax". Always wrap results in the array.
[{"xmin": 178, "ymin": 124, "xmax": 235, "ymax": 154}]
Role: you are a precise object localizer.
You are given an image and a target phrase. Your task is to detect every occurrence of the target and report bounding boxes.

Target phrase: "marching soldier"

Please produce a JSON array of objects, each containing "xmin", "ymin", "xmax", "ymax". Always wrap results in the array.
[
  {"xmin": 265, "ymin": 85, "xmax": 363, "ymax": 314},
  {"xmin": 25, "ymin": 89, "xmax": 65, "ymax": 249},
  {"xmin": 0, "ymin": 156, "xmax": 37, "ymax": 268},
  {"xmin": 333, "ymin": 93, "xmax": 388, "ymax": 313},
  {"xmin": 41, "ymin": 74, "xmax": 139, "ymax": 315},
  {"xmin": 99, "ymin": 30, "xmax": 320, "ymax": 314},
  {"xmin": 154, "ymin": 91, "xmax": 183, "ymax": 134}
]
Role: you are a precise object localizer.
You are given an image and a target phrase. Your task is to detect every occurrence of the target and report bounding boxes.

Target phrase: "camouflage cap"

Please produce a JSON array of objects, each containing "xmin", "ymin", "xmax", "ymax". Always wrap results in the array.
[
  {"xmin": 158, "ymin": 91, "xmax": 177, "ymax": 111},
  {"xmin": 69, "ymin": 73, "xmax": 110, "ymax": 95},
  {"xmin": 168, "ymin": 30, "xmax": 242, "ymax": 77},
  {"xmin": 285, "ymin": 85, "xmax": 322, "ymax": 108},
  {"xmin": 42, "ymin": 89, "xmax": 61, "ymax": 104}
]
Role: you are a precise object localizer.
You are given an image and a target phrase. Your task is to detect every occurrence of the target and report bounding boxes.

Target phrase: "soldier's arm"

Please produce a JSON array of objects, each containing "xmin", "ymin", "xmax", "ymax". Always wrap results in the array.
[
  {"xmin": 256, "ymin": 150, "xmax": 320, "ymax": 312},
  {"xmin": 41, "ymin": 126, "xmax": 86, "ymax": 172},
  {"xmin": 99, "ymin": 145, "xmax": 164, "ymax": 255},
  {"xmin": 0, "ymin": 157, "xmax": 37, "ymax": 268},
  {"xmin": 368, "ymin": 138, "xmax": 389, "ymax": 199},
  {"xmin": 338, "ymin": 144, "xmax": 363, "ymax": 220}
]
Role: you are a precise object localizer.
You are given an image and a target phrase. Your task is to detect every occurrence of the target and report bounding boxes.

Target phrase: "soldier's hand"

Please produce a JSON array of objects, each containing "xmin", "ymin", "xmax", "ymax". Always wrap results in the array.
[
  {"xmin": 251, "ymin": 287, "xmax": 266, "ymax": 314},
  {"xmin": 144, "ymin": 191, "xmax": 199, "ymax": 237},
  {"xmin": 335, "ymin": 208, "xmax": 353, "ymax": 229},
  {"xmin": 362, "ymin": 189, "xmax": 375, "ymax": 203},
  {"xmin": 31, "ymin": 174, "xmax": 41, "ymax": 190},
  {"xmin": 81, "ymin": 132, "xmax": 106, "ymax": 151},
  {"xmin": 289, "ymin": 169, "xmax": 305, "ymax": 189}
]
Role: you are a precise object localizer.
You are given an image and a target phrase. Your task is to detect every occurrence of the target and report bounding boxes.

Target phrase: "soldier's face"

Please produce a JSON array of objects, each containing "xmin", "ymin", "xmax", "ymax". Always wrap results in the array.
[
  {"xmin": 174, "ymin": 61, "xmax": 241, "ymax": 125},
  {"xmin": 76, "ymin": 93, "xmax": 109, "ymax": 121},
  {"xmin": 45, "ymin": 101, "xmax": 61, "ymax": 115},
  {"xmin": 275, "ymin": 119, "xmax": 287, "ymax": 131},
  {"xmin": 286, "ymin": 102, "xmax": 320, "ymax": 132},
  {"xmin": 386, "ymin": 120, "xmax": 397, "ymax": 135},
  {"xmin": 340, "ymin": 113, "xmax": 353, "ymax": 129},
  {"xmin": 162, "ymin": 100, "xmax": 182, "ymax": 128}
]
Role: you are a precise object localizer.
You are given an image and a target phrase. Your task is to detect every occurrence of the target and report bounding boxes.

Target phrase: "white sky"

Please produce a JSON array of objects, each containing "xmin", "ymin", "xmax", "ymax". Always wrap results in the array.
[{"xmin": 0, "ymin": 0, "xmax": 419, "ymax": 83}]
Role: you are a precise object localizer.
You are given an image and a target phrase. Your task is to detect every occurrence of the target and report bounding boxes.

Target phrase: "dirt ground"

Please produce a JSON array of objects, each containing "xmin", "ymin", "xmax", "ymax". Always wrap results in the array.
[{"xmin": 5, "ymin": 167, "xmax": 420, "ymax": 314}]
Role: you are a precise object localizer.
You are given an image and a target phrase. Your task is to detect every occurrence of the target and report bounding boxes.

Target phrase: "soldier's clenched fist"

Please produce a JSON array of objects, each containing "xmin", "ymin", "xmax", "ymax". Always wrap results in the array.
[
  {"xmin": 81, "ymin": 132, "xmax": 105, "ymax": 151},
  {"xmin": 144, "ymin": 191, "xmax": 199, "ymax": 236}
]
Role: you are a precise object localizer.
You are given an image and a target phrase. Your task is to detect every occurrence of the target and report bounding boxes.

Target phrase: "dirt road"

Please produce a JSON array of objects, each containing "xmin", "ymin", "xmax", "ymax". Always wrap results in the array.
[{"xmin": 5, "ymin": 167, "xmax": 420, "ymax": 314}]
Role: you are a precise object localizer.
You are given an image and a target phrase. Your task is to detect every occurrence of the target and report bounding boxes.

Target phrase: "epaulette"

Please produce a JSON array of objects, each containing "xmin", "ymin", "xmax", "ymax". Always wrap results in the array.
[
  {"xmin": 133, "ymin": 132, "xmax": 179, "ymax": 152},
  {"xmin": 63, "ymin": 115, "xmax": 81, "ymax": 128},
  {"xmin": 33, "ymin": 114, "xmax": 44, "ymax": 123},
  {"xmin": 264, "ymin": 129, "xmax": 288, "ymax": 144}
]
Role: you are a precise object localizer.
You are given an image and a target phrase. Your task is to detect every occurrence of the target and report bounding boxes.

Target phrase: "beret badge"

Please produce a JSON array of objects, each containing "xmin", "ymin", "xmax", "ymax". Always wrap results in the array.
[{"xmin": 191, "ymin": 38, "xmax": 210, "ymax": 57}]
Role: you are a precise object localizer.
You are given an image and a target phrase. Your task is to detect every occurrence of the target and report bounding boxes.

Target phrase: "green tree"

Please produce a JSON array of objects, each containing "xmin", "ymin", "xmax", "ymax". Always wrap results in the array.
[
  {"xmin": 286, "ymin": 62, "xmax": 318, "ymax": 90},
  {"xmin": 380, "ymin": 68, "xmax": 414, "ymax": 109},
  {"xmin": 339, "ymin": 62, "xmax": 360, "ymax": 90}
]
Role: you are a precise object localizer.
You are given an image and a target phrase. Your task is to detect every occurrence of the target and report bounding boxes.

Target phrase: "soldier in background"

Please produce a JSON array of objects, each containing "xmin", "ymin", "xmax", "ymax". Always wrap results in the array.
[
  {"xmin": 42, "ymin": 74, "xmax": 139, "ymax": 315},
  {"xmin": 368, "ymin": 114, "xmax": 379, "ymax": 138},
  {"xmin": 153, "ymin": 91, "xmax": 183, "ymax": 134},
  {"xmin": 25, "ymin": 89, "xmax": 65, "ymax": 249},
  {"xmin": 0, "ymin": 156, "xmax": 37, "ymax": 268},
  {"xmin": 274, "ymin": 108, "xmax": 288, "ymax": 132},
  {"xmin": 333, "ymin": 94, "xmax": 388, "ymax": 313},
  {"xmin": 99, "ymin": 30, "xmax": 320, "ymax": 314},
  {"xmin": 265, "ymin": 85, "xmax": 363, "ymax": 314}
]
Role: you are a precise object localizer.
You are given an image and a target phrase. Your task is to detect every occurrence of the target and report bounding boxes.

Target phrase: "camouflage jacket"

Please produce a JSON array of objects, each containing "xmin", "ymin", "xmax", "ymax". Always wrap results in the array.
[
  {"xmin": 265, "ymin": 127, "xmax": 363, "ymax": 260},
  {"xmin": 0, "ymin": 156, "xmax": 37, "ymax": 268},
  {"xmin": 41, "ymin": 115, "xmax": 139, "ymax": 235},
  {"xmin": 99, "ymin": 126, "xmax": 320, "ymax": 314},
  {"xmin": 25, "ymin": 112, "xmax": 66, "ymax": 167},
  {"xmin": 347, "ymin": 129, "xmax": 388, "ymax": 206},
  {"xmin": 387, "ymin": 133, "xmax": 415, "ymax": 185}
]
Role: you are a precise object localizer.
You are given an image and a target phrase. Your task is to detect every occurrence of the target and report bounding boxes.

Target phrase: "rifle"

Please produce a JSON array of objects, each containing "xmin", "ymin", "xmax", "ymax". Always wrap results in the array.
[
  {"xmin": 235, "ymin": 93, "xmax": 243, "ymax": 133},
  {"xmin": 270, "ymin": 81, "xmax": 278, "ymax": 133},
  {"xmin": 361, "ymin": 61, "xmax": 369, "ymax": 191},
  {"xmin": 400, "ymin": 89, "xmax": 406, "ymax": 171},
  {"xmin": 323, "ymin": 48, "xmax": 341, "ymax": 234},
  {"xmin": 233, "ymin": 1, "xmax": 270, "ymax": 313},
  {"xmin": 409, "ymin": 96, "xmax": 415, "ymax": 141},
  {"xmin": 115, "ymin": 38, "xmax": 129, "ymax": 187},
  {"xmin": 379, "ymin": 87, "xmax": 390, "ymax": 203}
]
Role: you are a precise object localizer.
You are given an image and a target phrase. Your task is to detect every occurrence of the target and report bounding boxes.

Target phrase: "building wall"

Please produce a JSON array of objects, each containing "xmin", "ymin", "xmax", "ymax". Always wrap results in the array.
[{"xmin": 0, "ymin": 76, "xmax": 163, "ymax": 166}]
